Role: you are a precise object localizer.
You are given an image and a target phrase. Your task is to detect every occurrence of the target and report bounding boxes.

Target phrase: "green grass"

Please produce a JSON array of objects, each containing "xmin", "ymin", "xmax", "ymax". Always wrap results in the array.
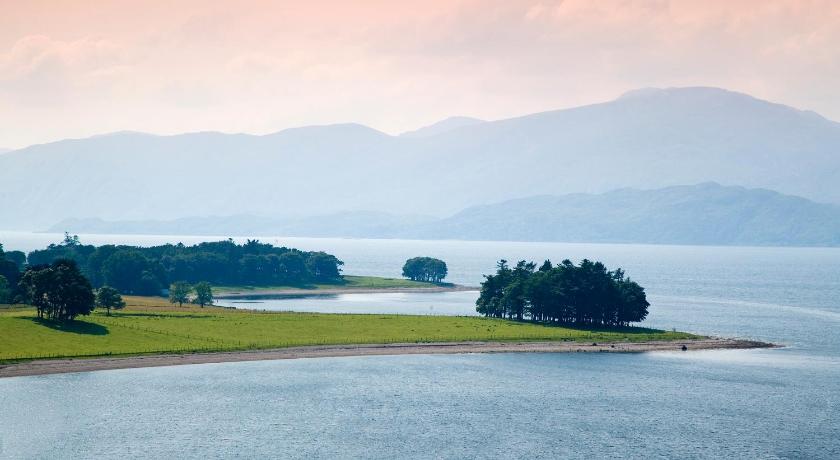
[
  {"xmin": 213, "ymin": 275, "xmax": 447, "ymax": 293},
  {"xmin": 0, "ymin": 296, "xmax": 698, "ymax": 362}
]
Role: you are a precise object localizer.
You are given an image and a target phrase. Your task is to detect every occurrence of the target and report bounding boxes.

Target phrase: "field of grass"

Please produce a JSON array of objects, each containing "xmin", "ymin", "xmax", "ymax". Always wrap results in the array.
[
  {"xmin": 213, "ymin": 275, "xmax": 445, "ymax": 293},
  {"xmin": 0, "ymin": 296, "xmax": 698, "ymax": 362}
]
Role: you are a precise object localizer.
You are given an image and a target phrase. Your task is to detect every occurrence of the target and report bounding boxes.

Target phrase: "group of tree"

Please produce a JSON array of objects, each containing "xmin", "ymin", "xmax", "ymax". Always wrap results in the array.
[
  {"xmin": 168, "ymin": 281, "xmax": 213, "ymax": 307},
  {"xmin": 22, "ymin": 234, "xmax": 343, "ymax": 296},
  {"xmin": 0, "ymin": 243, "xmax": 26, "ymax": 303},
  {"xmin": 14, "ymin": 258, "xmax": 130, "ymax": 321},
  {"xmin": 402, "ymin": 257, "xmax": 448, "ymax": 283},
  {"xmin": 476, "ymin": 258, "xmax": 649, "ymax": 327},
  {"xmin": 17, "ymin": 259, "xmax": 96, "ymax": 321}
]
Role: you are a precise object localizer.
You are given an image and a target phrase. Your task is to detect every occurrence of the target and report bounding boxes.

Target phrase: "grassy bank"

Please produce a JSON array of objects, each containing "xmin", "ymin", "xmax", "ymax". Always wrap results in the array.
[
  {"xmin": 213, "ymin": 275, "xmax": 450, "ymax": 293},
  {"xmin": 0, "ymin": 296, "xmax": 697, "ymax": 362}
]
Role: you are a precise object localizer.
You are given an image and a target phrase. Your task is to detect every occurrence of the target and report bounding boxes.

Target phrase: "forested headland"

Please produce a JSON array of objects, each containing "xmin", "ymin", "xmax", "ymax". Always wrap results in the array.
[
  {"xmin": 3, "ymin": 234, "xmax": 344, "ymax": 298},
  {"xmin": 477, "ymin": 259, "xmax": 650, "ymax": 327}
]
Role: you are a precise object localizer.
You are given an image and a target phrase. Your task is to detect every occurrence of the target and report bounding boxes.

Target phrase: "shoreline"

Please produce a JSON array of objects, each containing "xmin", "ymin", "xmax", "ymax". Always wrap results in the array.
[
  {"xmin": 216, "ymin": 285, "xmax": 478, "ymax": 299},
  {"xmin": 0, "ymin": 338, "xmax": 775, "ymax": 378}
]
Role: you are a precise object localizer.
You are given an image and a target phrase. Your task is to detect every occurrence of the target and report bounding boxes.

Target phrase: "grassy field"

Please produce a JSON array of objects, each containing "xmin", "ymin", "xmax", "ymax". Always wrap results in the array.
[
  {"xmin": 213, "ymin": 275, "xmax": 449, "ymax": 293},
  {"xmin": 0, "ymin": 296, "xmax": 698, "ymax": 362}
]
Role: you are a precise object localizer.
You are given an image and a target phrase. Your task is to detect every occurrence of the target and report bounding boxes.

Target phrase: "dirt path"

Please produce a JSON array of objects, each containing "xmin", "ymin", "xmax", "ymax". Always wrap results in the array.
[{"xmin": 0, "ymin": 338, "xmax": 775, "ymax": 378}]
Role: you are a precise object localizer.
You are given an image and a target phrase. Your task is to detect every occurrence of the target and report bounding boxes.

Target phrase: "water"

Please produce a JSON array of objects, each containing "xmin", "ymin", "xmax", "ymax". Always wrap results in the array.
[
  {"xmin": 221, "ymin": 291, "xmax": 481, "ymax": 316},
  {"xmin": 1, "ymin": 353, "xmax": 837, "ymax": 459},
  {"xmin": 1, "ymin": 232, "xmax": 839, "ymax": 458}
]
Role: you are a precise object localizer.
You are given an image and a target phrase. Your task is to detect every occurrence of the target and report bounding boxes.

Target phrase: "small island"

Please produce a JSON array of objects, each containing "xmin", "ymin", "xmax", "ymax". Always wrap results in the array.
[{"xmin": 0, "ymin": 239, "xmax": 774, "ymax": 378}]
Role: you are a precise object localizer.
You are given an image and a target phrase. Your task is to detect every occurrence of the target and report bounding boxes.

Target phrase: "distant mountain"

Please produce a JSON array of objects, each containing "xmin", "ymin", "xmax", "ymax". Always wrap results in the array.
[
  {"xmin": 3, "ymin": 87, "xmax": 840, "ymax": 229},
  {"xmin": 412, "ymin": 183, "xmax": 840, "ymax": 246},
  {"xmin": 48, "ymin": 184, "xmax": 840, "ymax": 247},
  {"xmin": 48, "ymin": 212, "xmax": 436, "ymax": 239},
  {"xmin": 399, "ymin": 116, "xmax": 485, "ymax": 138},
  {"xmin": 0, "ymin": 148, "xmax": 11, "ymax": 155}
]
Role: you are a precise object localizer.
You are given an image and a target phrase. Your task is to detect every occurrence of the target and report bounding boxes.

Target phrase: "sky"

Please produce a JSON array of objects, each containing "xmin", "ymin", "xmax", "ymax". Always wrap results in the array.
[{"xmin": 1, "ymin": 0, "xmax": 839, "ymax": 149}]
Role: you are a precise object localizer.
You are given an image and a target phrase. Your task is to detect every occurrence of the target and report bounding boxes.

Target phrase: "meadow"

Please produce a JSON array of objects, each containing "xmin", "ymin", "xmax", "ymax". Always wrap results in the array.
[{"xmin": 0, "ymin": 296, "xmax": 697, "ymax": 362}]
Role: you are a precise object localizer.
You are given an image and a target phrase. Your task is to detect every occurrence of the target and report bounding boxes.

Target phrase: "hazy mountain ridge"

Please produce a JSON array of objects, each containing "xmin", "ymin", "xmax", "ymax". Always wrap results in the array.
[
  {"xmin": 415, "ymin": 182, "xmax": 840, "ymax": 246},
  {"xmin": 48, "ymin": 183, "xmax": 840, "ymax": 247},
  {"xmin": 3, "ymin": 86, "xmax": 840, "ymax": 229},
  {"xmin": 48, "ymin": 212, "xmax": 437, "ymax": 239},
  {"xmin": 399, "ymin": 116, "xmax": 486, "ymax": 138}
]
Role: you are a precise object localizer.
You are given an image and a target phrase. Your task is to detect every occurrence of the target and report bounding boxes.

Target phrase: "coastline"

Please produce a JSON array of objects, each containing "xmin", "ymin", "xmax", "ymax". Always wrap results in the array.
[
  {"xmin": 0, "ymin": 338, "xmax": 775, "ymax": 378},
  {"xmin": 215, "ymin": 284, "xmax": 477, "ymax": 299}
]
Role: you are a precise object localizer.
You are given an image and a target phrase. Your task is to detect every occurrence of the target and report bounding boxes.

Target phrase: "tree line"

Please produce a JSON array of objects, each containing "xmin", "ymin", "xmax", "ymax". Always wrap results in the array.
[
  {"xmin": 0, "ymin": 243, "xmax": 25, "ymax": 303},
  {"xmin": 402, "ymin": 257, "xmax": 448, "ymax": 283},
  {"xmin": 476, "ymin": 259, "xmax": 649, "ymax": 327},
  {"xmin": 10, "ymin": 257, "xmax": 212, "ymax": 322},
  {"xmin": 12, "ymin": 234, "xmax": 344, "ymax": 296},
  {"xmin": 15, "ymin": 259, "xmax": 127, "ymax": 320}
]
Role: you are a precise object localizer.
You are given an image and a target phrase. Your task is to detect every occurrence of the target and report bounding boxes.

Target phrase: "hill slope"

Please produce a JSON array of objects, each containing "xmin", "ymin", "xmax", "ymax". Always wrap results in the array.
[
  {"xmin": 399, "ymin": 116, "xmax": 485, "ymax": 138},
  {"xmin": 412, "ymin": 183, "xmax": 840, "ymax": 246},
  {"xmin": 48, "ymin": 183, "xmax": 840, "ymax": 247},
  {"xmin": 2, "ymin": 87, "xmax": 840, "ymax": 229}
]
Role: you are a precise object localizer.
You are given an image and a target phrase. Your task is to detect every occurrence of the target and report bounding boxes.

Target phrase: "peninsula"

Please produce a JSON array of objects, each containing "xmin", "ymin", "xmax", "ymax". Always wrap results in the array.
[{"xmin": 0, "ymin": 296, "xmax": 773, "ymax": 378}]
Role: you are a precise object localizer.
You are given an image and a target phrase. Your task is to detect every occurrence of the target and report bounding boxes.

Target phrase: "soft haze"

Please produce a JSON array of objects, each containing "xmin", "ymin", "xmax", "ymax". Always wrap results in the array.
[
  {"xmin": 2, "ymin": 0, "xmax": 839, "ymax": 149},
  {"xmin": 3, "ymin": 87, "xmax": 839, "ymax": 232}
]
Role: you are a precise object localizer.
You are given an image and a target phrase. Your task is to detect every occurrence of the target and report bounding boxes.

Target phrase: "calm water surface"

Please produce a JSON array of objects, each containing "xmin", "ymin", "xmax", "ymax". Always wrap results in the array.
[{"xmin": 1, "ymin": 232, "xmax": 839, "ymax": 458}]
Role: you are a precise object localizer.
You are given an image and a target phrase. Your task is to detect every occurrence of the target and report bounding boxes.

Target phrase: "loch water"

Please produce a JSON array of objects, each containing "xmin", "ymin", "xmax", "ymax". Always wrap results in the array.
[{"xmin": 1, "ymin": 232, "xmax": 838, "ymax": 458}]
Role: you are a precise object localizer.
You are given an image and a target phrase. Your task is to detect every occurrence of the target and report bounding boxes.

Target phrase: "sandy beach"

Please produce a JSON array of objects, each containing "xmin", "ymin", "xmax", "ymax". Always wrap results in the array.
[{"xmin": 0, "ymin": 338, "xmax": 774, "ymax": 378}]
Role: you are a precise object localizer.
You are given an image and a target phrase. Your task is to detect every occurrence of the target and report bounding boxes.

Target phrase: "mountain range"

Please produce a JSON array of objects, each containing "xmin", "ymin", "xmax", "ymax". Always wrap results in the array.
[
  {"xmin": 48, "ymin": 183, "xmax": 840, "ymax": 247},
  {"xmin": 2, "ymin": 86, "xmax": 840, "ymax": 234}
]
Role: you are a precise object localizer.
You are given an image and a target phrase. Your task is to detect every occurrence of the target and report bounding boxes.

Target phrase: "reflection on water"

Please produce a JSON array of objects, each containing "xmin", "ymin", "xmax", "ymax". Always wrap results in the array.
[
  {"xmin": 651, "ymin": 347, "xmax": 840, "ymax": 369},
  {"xmin": 216, "ymin": 291, "xmax": 481, "ymax": 316}
]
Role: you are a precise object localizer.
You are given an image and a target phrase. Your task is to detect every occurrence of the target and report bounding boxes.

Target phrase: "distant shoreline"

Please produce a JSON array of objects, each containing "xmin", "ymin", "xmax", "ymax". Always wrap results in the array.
[
  {"xmin": 0, "ymin": 338, "xmax": 775, "ymax": 378},
  {"xmin": 216, "ymin": 284, "xmax": 477, "ymax": 299}
]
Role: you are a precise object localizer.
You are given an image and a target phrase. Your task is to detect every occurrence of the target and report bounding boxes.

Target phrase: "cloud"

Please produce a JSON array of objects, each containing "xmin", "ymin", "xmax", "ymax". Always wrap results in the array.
[
  {"xmin": 0, "ymin": 35, "xmax": 130, "ymax": 105},
  {"xmin": 1, "ymin": 1, "xmax": 839, "ymax": 148}
]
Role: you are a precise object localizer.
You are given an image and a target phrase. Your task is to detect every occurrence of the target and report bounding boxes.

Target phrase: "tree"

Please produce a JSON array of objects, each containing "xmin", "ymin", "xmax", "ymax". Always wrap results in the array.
[
  {"xmin": 505, "ymin": 261, "xmax": 535, "ymax": 321},
  {"xmin": 102, "ymin": 250, "xmax": 164, "ymax": 295},
  {"xmin": 3, "ymin": 250, "xmax": 26, "ymax": 270},
  {"xmin": 193, "ymin": 281, "xmax": 213, "ymax": 307},
  {"xmin": 63, "ymin": 232, "xmax": 81, "ymax": 247},
  {"xmin": 426, "ymin": 258, "xmax": 448, "ymax": 283},
  {"xmin": 0, "ymin": 258, "xmax": 20, "ymax": 292},
  {"xmin": 96, "ymin": 286, "xmax": 125, "ymax": 316},
  {"xmin": 22, "ymin": 238, "xmax": 345, "ymax": 292},
  {"xmin": 476, "ymin": 260, "xmax": 510, "ymax": 318},
  {"xmin": 169, "ymin": 281, "xmax": 192, "ymax": 307},
  {"xmin": 18, "ymin": 259, "xmax": 95, "ymax": 321},
  {"xmin": 306, "ymin": 252, "xmax": 343, "ymax": 280},
  {"xmin": 476, "ymin": 258, "xmax": 649, "ymax": 327},
  {"xmin": 402, "ymin": 257, "xmax": 448, "ymax": 283},
  {"xmin": 0, "ymin": 275, "xmax": 10, "ymax": 304},
  {"xmin": 615, "ymin": 277, "xmax": 650, "ymax": 326},
  {"xmin": 276, "ymin": 252, "xmax": 307, "ymax": 283}
]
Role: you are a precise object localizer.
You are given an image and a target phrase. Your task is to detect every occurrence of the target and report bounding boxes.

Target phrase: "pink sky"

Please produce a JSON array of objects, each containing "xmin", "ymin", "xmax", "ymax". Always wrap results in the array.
[{"xmin": 1, "ymin": 0, "xmax": 839, "ymax": 148}]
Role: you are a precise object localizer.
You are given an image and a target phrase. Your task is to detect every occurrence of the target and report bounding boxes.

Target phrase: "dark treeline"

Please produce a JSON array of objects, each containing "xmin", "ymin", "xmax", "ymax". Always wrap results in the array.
[
  {"xmin": 0, "ymin": 243, "xmax": 25, "ymax": 303},
  {"xmin": 476, "ymin": 259, "xmax": 649, "ymax": 327},
  {"xmin": 13, "ymin": 234, "xmax": 344, "ymax": 296},
  {"xmin": 401, "ymin": 257, "xmax": 448, "ymax": 283}
]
